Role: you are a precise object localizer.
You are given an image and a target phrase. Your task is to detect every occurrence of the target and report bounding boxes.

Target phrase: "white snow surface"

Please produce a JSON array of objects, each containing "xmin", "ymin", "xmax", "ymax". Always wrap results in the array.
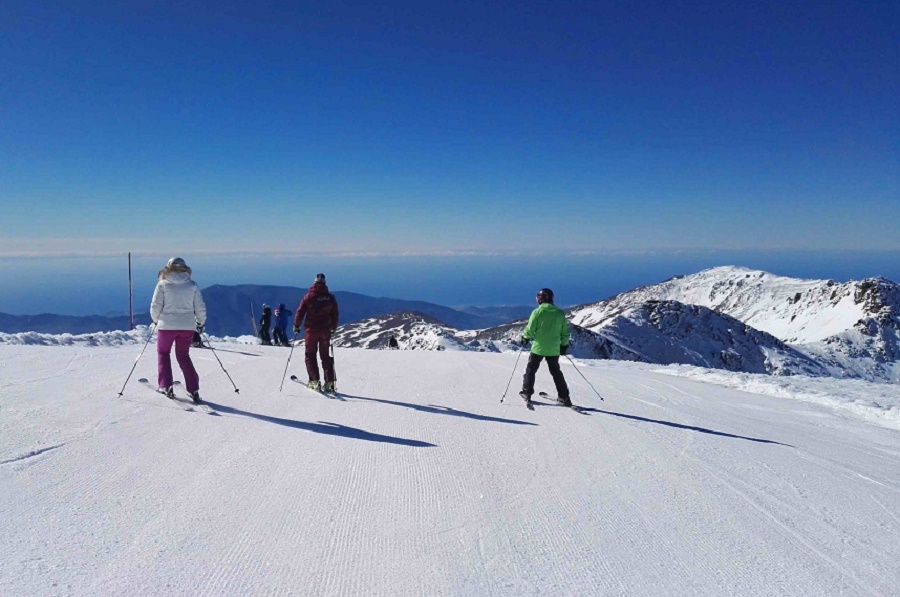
[
  {"xmin": 2, "ymin": 341, "xmax": 899, "ymax": 596},
  {"xmin": 645, "ymin": 363, "xmax": 900, "ymax": 430}
]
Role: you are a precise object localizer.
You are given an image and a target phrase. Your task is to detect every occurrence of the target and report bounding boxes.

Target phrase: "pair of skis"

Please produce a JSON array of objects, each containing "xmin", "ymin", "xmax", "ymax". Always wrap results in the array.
[
  {"xmin": 521, "ymin": 391, "xmax": 589, "ymax": 415},
  {"xmin": 137, "ymin": 378, "xmax": 214, "ymax": 414},
  {"xmin": 289, "ymin": 375, "xmax": 343, "ymax": 400}
]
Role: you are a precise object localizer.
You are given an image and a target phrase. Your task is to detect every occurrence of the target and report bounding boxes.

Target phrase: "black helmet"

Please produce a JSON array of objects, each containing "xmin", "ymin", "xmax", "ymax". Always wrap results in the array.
[{"xmin": 536, "ymin": 288, "xmax": 554, "ymax": 304}]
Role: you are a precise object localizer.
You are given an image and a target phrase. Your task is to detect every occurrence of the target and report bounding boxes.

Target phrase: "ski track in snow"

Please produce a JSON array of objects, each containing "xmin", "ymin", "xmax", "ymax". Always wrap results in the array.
[{"xmin": 1, "ymin": 343, "xmax": 899, "ymax": 596}]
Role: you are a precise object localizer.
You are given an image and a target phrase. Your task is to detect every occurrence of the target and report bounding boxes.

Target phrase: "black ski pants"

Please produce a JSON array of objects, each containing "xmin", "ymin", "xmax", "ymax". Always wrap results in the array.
[{"xmin": 521, "ymin": 353, "xmax": 569, "ymax": 400}]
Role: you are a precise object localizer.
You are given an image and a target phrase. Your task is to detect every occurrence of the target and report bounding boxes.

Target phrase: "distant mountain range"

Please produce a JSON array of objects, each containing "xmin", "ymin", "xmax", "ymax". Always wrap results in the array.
[
  {"xmin": 3, "ymin": 267, "xmax": 898, "ymax": 383},
  {"xmin": 200, "ymin": 285, "xmax": 530, "ymax": 335},
  {"xmin": 331, "ymin": 266, "xmax": 900, "ymax": 383},
  {"xmin": 0, "ymin": 312, "xmax": 153, "ymax": 335},
  {"xmin": 0, "ymin": 284, "xmax": 530, "ymax": 336}
]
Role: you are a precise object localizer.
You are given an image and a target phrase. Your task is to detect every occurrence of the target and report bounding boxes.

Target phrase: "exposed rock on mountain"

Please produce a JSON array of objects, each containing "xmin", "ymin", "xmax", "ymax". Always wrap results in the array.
[
  {"xmin": 589, "ymin": 300, "xmax": 828, "ymax": 376},
  {"xmin": 568, "ymin": 266, "xmax": 900, "ymax": 382},
  {"xmin": 334, "ymin": 311, "xmax": 468, "ymax": 351}
]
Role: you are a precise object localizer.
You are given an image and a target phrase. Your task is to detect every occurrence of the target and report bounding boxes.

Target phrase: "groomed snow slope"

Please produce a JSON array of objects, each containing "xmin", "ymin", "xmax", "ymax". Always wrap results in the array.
[{"xmin": 1, "ymin": 343, "xmax": 898, "ymax": 596}]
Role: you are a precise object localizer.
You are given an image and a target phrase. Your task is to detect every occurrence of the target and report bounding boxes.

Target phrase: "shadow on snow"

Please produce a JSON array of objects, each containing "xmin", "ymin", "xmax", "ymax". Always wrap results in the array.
[
  {"xmin": 203, "ymin": 401, "xmax": 437, "ymax": 447},
  {"xmin": 533, "ymin": 401, "xmax": 793, "ymax": 447},
  {"xmin": 339, "ymin": 393, "xmax": 537, "ymax": 427}
]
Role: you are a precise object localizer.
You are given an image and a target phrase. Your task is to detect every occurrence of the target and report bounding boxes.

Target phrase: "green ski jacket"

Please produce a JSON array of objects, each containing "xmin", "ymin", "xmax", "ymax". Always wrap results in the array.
[{"xmin": 523, "ymin": 302, "xmax": 571, "ymax": 357}]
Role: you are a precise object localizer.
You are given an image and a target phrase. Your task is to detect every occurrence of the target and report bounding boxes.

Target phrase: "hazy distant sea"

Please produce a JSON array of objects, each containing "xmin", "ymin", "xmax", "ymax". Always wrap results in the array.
[{"xmin": 2, "ymin": 250, "xmax": 898, "ymax": 316}]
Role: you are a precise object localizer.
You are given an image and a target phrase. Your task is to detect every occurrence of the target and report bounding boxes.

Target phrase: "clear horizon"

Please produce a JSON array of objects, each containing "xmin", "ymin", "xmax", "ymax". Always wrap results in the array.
[{"xmin": 2, "ymin": 249, "xmax": 899, "ymax": 316}]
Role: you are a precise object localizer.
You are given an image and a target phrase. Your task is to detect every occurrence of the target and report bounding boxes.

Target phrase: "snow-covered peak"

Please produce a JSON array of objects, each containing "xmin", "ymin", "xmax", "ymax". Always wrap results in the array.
[
  {"xmin": 334, "ymin": 311, "xmax": 470, "ymax": 351},
  {"xmin": 587, "ymin": 299, "xmax": 828, "ymax": 376},
  {"xmin": 571, "ymin": 266, "xmax": 899, "ymax": 345}
]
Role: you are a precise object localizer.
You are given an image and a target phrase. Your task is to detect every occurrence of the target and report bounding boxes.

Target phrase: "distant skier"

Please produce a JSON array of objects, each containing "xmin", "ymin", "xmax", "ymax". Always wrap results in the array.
[
  {"xmin": 518, "ymin": 288, "xmax": 571, "ymax": 409},
  {"xmin": 272, "ymin": 303, "xmax": 291, "ymax": 347},
  {"xmin": 293, "ymin": 273, "xmax": 340, "ymax": 392},
  {"xmin": 149, "ymin": 257, "xmax": 207, "ymax": 404},
  {"xmin": 259, "ymin": 304, "xmax": 272, "ymax": 345},
  {"xmin": 389, "ymin": 335, "xmax": 399, "ymax": 349}
]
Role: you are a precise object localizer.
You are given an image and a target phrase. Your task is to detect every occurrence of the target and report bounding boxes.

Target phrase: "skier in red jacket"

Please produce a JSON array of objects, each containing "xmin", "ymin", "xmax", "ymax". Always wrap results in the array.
[{"xmin": 293, "ymin": 273, "xmax": 340, "ymax": 392}]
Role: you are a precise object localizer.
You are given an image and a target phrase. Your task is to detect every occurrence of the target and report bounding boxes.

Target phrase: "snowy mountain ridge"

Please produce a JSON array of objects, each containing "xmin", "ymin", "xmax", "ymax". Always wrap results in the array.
[
  {"xmin": 567, "ymin": 266, "xmax": 900, "ymax": 382},
  {"xmin": 335, "ymin": 311, "xmax": 465, "ymax": 351},
  {"xmin": 3, "ymin": 266, "xmax": 897, "ymax": 382},
  {"xmin": 298, "ymin": 265, "xmax": 900, "ymax": 382},
  {"xmin": 579, "ymin": 299, "xmax": 828, "ymax": 376},
  {"xmin": 328, "ymin": 301, "xmax": 829, "ymax": 379},
  {"xmin": 569, "ymin": 265, "xmax": 897, "ymax": 344}
]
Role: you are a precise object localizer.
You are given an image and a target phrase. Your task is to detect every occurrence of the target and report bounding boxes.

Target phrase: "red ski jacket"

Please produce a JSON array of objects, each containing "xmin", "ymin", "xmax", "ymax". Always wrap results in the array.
[{"xmin": 294, "ymin": 282, "xmax": 339, "ymax": 333}]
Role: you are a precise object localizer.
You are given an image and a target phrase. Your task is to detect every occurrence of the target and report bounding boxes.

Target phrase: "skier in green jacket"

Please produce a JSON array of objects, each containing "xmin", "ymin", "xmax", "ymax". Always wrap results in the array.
[{"xmin": 519, "ymin": 288, "xmax": 571, "ymax": 408}]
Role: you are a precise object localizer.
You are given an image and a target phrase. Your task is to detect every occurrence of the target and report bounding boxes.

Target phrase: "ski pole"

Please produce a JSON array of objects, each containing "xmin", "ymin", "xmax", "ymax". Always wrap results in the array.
[
  {"xmin": 117, "ymin": 323, "xmax": 156, "ymax": 397},
  {"xmin": 564, "ymin": 354, "xmax": 604, "ymax": 401},
  {"xmin": 202, "ymin": 332, "xmax": 240, "ymax": 393},
  {"xmin": 501, "ymin": 343, "xmax": 526, "ymax": 402},
  {"xmin": 278, "ymin": 332, "xmax": 299, "ymax": 392}
]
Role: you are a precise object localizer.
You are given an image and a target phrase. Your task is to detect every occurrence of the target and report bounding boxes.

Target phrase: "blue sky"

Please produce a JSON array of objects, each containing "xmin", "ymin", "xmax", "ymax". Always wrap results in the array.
[
  {"xmin": 1, "ymin": 0, "xmax": 897, "ymax": 257},
  {"xmin": 1, "ymin": 1, "xmax": 899, "ymax": 315}
]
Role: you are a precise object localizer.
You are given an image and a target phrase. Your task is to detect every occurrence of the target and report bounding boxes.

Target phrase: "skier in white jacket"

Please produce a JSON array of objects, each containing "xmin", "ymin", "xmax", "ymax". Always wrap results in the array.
[{"xmin": 150, "ymin": 257, "xmax": 207, "ymax": 403}]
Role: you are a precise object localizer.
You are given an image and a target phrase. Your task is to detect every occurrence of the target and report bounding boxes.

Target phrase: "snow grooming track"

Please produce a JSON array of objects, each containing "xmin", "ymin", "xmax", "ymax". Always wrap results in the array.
[
  {"xmin": 2, "ymin": 343, "xmax": 899, "ymax": 596},
  {"xmin": 591, "ymin": 369, "xmax": 899, "ymax": 596}
]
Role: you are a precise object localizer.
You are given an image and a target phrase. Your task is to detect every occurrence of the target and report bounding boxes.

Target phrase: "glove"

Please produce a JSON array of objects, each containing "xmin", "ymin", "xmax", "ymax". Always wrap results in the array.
[
  {"xmin": 560, "ymin": 344, "xmax": 568, "ymax": 356},
  {"xmin": 196, "ymin": 323, "xmax": 204, "ymax": 334},
  {"xmin": 331, "ymin": 328, "xmax": 337, "ymax": 333},
  {"xmin": 520, "ymin": 336, "xmax": 530, "ymax": 346},
  {"xmin": 293, "ymin": 325, "xmax": 301, "ymax": 334}
]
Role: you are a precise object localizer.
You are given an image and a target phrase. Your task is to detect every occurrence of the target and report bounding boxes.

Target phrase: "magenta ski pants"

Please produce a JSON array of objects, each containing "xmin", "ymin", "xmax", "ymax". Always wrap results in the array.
[{"xmin": 157, "ymin": 329, "xmax": 200, "ymax": 393}]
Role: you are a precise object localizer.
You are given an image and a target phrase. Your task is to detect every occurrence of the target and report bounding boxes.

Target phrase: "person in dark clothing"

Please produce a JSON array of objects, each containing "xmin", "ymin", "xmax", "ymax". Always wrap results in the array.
[
  {"xmin": 259, "ymin": 304, "xmax": 272, "ymax": 345},
  {"xmin": 519, "ymin": 288, "xmax": 571, "ymax": 409},
  {"xmin": 293, "ymin": 273, "xmax": 340, "ymax": 391},
  {"xmin": 388, "ymin": 335, "xmax": 399, "ymax": 349},
  {"xmin": 272, "ymin": 303, "xmax": 291, "ymax": 346}
]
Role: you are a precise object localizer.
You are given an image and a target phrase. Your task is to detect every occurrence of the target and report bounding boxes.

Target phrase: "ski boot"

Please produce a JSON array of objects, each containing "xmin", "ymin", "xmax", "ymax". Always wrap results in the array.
[
  {"xmin": 518, "ymin": 391, "xmax": 534, "ymax": 410},
  {"xmin": 556, "ymin": 396, "xmax": 573, "ymax": 407},
  {"xmin": 322, "ymin": 381, "xmax": 336, "ymax": 394},
  {"xmin": 307, "ymin": 380, "xmax": 321, "ymax": 391},
  {"xmin": 190, "ymin": 391, "xmax": 202, "ymax": 405},
  {"xmin": 160, "ymin": 386, "xmax": 176, "ymax": 400}
]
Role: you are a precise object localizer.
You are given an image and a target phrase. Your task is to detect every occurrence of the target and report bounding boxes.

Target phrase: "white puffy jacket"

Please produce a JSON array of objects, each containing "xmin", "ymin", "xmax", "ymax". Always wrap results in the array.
[{"xmin": 150, "ymin": 272, "xmax": 208, "ymax": 331}]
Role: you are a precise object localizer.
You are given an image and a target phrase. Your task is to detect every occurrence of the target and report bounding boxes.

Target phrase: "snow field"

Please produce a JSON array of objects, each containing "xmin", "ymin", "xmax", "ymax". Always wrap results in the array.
[{"xmin": 1, "ymin": 343, "xmax": 898, "ymax": 596}]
